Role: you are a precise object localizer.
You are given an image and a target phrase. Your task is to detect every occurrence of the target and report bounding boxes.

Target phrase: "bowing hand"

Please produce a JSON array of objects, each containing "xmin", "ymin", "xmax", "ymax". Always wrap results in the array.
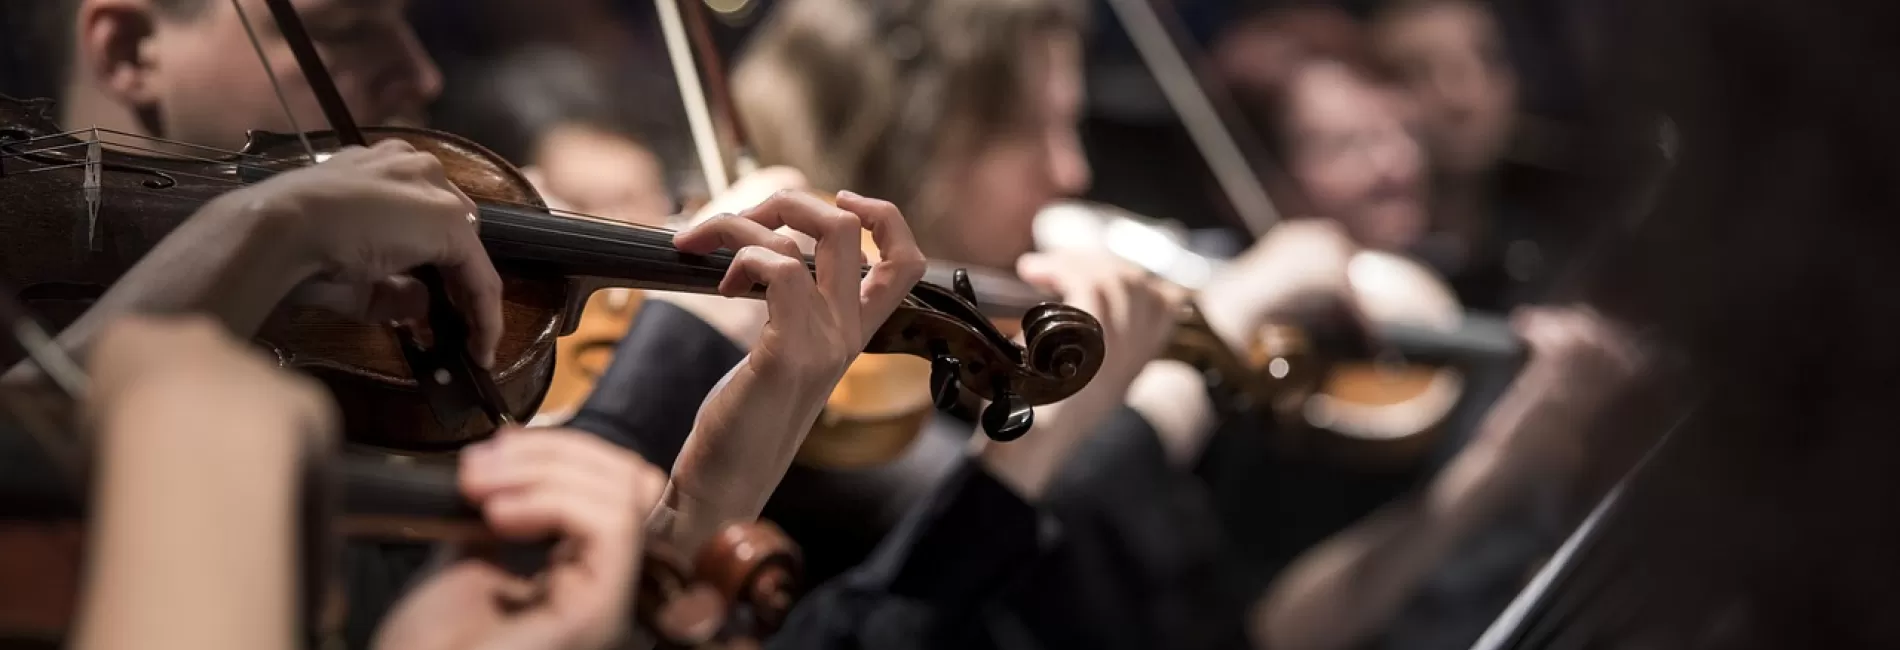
[{"xmin": 233, "ymin": 139, "xmax": 504, "ymax": 368}]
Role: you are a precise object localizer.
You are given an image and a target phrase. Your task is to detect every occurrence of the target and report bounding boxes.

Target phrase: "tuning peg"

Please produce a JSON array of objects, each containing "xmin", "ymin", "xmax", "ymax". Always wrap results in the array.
[
  {"xmin": 952, "ymin": 268, "xmax": 978, "ymax": 304},
  {"xmin": 930, "ymin": 355, "xmax": 963, "ymax": 411},
  {"xmin": 981, "ymin": 389, "xmax": 1034, "ymax": 441}
]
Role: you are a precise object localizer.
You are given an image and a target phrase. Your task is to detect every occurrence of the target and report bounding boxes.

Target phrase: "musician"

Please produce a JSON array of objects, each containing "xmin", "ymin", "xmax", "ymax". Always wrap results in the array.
[
  {"xmin": 67, "ymin": 315, "xmax": 666, "ymax": 650},
  {"xmin": 1369, "ymin": 0, "xmax": 1579, "ymax": 312},
  {"xmin": 23, "ymin": 1, "xmax": 983, "ymax": 646},
  {"xmin": 1207, "ymin": 9, "xmax": 1653, "ymax": 650},
  {"xmin": 562, "ymin": 1, "xmax": 1448, "ymax": 649},
  {"xmin": 698, "ymin": 3, "xmax": 1645, "ymax": 650}
]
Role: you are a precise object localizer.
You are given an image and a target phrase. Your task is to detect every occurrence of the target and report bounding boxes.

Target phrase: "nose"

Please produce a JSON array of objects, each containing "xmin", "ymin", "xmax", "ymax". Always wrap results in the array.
[
  {"xmin": 1368, "ymin": 126, "xmax": 1422, "ymax": 184},
  {"xmin": 392, "ymin": 27, "xmax": 445, "ymax": 109},
  {"xmin": 1049, "ymin": 129, "xmax": 1092, "ymax": 196}
]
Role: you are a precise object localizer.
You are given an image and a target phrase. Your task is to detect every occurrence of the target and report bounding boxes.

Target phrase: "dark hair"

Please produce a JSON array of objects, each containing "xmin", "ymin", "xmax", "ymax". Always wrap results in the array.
[
  {"xmin": 730, "ymin": 0, "xmax": 1089, "ymax": 246},
  {"xmin": 430, "ymin": 45, "xmax": 630, "ymax": 166}
]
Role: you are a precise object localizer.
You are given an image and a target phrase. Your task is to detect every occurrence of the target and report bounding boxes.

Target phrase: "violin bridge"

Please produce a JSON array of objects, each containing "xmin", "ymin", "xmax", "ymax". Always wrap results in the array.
[{"xmin": 83, "ymin": 133, "xmax": 102, "ymax": 252}]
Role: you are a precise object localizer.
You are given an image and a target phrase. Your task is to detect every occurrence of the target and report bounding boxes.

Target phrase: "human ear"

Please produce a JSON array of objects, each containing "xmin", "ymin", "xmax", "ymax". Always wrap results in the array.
[{"xmin": 74, "ymin": 0, "xmax": 163, "ymax": 107}]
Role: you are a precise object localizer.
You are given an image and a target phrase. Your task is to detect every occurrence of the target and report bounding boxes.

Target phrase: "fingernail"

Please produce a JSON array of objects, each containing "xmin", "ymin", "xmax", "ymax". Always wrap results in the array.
[{"xmin": 837, "ymin": 190, "xmax": 860, "ymax": 201}]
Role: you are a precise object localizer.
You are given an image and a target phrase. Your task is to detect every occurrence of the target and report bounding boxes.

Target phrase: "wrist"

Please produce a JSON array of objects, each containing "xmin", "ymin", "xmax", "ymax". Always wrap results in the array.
[
  {"xmin": 1125, "ymin": 361, "xmax": 1217, "ymax": 466},
  {"xmin": 222, "ymin": 190, "xmax": 325, "ymax": 285}
]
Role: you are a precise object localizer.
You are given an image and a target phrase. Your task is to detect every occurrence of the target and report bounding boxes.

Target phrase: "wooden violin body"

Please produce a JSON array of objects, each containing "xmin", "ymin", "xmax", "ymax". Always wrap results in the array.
[
  {"xmin": 0, "ymin": 95, "xmax": 1107, "ymax": 453},
  {"xmin": 1034, "ymin": 200, "xmax": 1527, "ymax": 467}
]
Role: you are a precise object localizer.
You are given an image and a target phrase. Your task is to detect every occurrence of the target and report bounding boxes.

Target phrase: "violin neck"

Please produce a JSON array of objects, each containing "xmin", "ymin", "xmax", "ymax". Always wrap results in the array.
[{"xmin": 477, "ymin": 205, "xmax": 739, "ymax": 294}]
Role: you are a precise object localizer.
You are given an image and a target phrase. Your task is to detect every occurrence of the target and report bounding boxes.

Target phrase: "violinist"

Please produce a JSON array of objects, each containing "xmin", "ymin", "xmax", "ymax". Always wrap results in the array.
[
  {"xmin": 20, "ymin": 1, "xmax": 950, "ymax": 646},
  {"xmin": 1368, "ymin": 0, "xmax": 1580, "ymax": 312},
  {"xmin": 1210, "ymin": 9, "xmax": 1646, "ymax": 650},
  {"xmin": 581, "ymin": 0, "xmax": 1454, "ymax": 648},
  {"xmin": 53, "ymin": 314, "xmax": 665, "ymax": 650}
]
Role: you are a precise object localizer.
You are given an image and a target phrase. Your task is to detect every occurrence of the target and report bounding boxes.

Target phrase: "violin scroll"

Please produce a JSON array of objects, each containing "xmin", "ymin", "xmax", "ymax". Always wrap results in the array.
[
  {"xmin": 693, "ymin": 522, "xmax": 802, "ymax": 635},
  {"xmin": 637, "ymin": 521, "xmax": 803, "ymax": 649}
]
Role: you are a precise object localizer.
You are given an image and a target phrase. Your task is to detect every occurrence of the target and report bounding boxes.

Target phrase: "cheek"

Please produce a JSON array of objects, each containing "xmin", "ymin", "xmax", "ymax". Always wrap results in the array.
[{"xmin": 1298, "ymin": 161, "xmax": 1369, "ymax": 212}]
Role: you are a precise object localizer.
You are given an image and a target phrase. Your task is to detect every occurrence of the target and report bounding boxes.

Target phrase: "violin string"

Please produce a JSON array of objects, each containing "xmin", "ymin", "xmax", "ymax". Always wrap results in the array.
[
  {"xmin": 228, "ymin": 0, "xmax": 321, "ymax": 163},
  {"xmin": 1, "ymin": 126, "xmax": 276, "ymax": 160}
]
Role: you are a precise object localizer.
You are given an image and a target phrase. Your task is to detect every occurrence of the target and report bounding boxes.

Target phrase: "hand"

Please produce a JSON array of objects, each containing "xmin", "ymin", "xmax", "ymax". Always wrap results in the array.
[
  {"xmin": 648, "ymin": 166, "xmax": 816, "ymax": 348},
  {"xmin": 983, "ymin": 250, "xmax": 1187, "ymax": 498},
  {"xmin": 372, "ymin": 428, "xmax": 665, "ymax": 650},
  {"xmin": 1475, "ymin": 305, "xmax": 1646, "ymax": 486},
  {"xmin": 675, "ymin": 189, "xmax": 923, "ymax": 391},
  {"xmin": 654, "ymin": 189, "xmax": 924, "ymax": 551},
  {"xmin": 86, "ymin": 315, "xmax": 335, "ymax": 452},
  {"xmin": 1017, "ymin": 250, "xmax": 1187, "ymax": 390},
  {"xmin": 223, "ymin": 139, "xmax": 504, "ymax": 367},
  {"xmin": 1198, "ymin": 219, "xmax": 1359, "ymax": 353}
]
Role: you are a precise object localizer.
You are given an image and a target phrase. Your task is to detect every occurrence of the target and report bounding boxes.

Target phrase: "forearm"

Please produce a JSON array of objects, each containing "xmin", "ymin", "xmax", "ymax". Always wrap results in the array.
[
  {"xmin": 74, "ymin": 396, "xmax": 308, "ymax": 650},
  {"xmin": 10, "ymin": 201, "xmax": 309, "ymax": 380},
  {"xmin": 652, "ymin": 358, "xmax": 826, "ymax": 552},
  {"xmin": 1251, "ymin": 443, "xmax": 1513, "ymax": 650},
  {"xmin": 1123, "ymin": 360, "xmax": 1217, "ymax": 468}
]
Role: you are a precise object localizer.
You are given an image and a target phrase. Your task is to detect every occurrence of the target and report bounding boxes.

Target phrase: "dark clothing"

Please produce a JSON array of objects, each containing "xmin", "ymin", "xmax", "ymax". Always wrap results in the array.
[
  {"xmin": 567, "ymin": 300, "xmax": 751, "ymax": 463},
  {"xmin": 567, "ymin": 301, "xmax": 1259, "ymax": 650},
  {"xmin": 1006, "ymin": 408, "xmax": 1256, "ymax": 650},
  {"xmin": 769, "ymin": 458, "xmax": 1049, "ymax": 650}
]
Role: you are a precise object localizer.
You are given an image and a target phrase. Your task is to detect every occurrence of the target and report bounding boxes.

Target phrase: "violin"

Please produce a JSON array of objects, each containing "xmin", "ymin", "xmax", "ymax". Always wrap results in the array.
[
  {"xmin": 991, "ymin": 202, "xmax": 1530, "ymax": 467},
  {"xmin": 0, "ymin": 92, "xmax": 1104, "ymax": 451},
  {"xmin": 0, "ymin": 298, "xmax": 797, "ymax": 649},
  {"xmin": 0, "ymin": 0, "xmax": 1106, "ymax": 453}
]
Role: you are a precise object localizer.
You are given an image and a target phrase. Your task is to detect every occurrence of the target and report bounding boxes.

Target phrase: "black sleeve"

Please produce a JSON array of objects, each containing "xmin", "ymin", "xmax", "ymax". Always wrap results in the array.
[
  {"xmin": 564, "ymin": 300, "xmax": 746, "ymax": 466},
  {"xmin": 768, "ymin": 458, "xmax": 1048, "ymax": 650},
  {"xmin": 1010, "ymin": 406, "xmax": 1254, "ymax": 650}
]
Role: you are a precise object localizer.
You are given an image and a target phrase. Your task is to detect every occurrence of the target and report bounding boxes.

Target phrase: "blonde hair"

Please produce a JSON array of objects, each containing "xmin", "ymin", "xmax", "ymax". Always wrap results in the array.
[{"xmin": 732, "ymin": 0, "xmax": 1085, "ymax": 243}]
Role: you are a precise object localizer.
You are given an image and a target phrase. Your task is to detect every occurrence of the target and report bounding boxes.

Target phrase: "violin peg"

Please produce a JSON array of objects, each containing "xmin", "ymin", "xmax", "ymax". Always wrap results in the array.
[
  {"xmin": 980, "ymin": 390, "xmax": 1034, "ymax": 442},
  {"xmin": 930, "ymin": 356, "xmax": 963, "ymax": 411},
  {"xmin": 952, "ymin": 268, "xmax": 979, "ymax": 304}
]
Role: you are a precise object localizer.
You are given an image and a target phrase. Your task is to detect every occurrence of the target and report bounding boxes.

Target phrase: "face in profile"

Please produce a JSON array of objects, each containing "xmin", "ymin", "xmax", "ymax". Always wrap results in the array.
[
  {"xmin": 1282, "ymin": 61, "xmax": 1430, "ymax": 252},
  {"xmin": 532, "ymin": 123, "xmax": 674, "ymax": 228},
  {"xmin": 934, "ymin": 32, "xmax": 1091, "ymax": 270},
  {"xmin": 1374, "ymin": 0, "xmax": 1518, "ymax": 176},
  {"xmin": 94, "ymin": 0, "xmax": 441, "ymax": 150}
]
